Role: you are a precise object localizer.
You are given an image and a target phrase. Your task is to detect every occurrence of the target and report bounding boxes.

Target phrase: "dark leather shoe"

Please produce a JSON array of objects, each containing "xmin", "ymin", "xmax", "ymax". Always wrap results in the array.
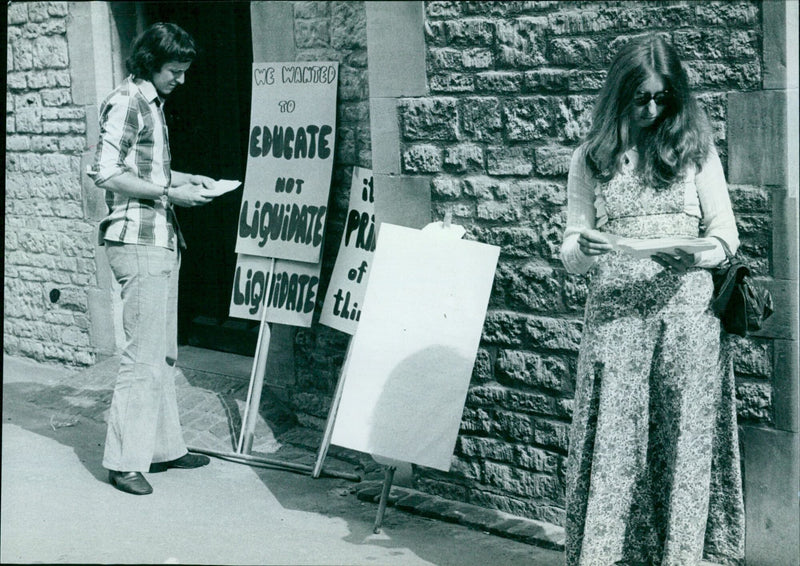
[
  {"xmin": 149, "ymin": 453, "xmax": 210, "ymax": 473},
  {"xmin": 108, "ymin": 470, "xmax": 153, "ymax": 495}
]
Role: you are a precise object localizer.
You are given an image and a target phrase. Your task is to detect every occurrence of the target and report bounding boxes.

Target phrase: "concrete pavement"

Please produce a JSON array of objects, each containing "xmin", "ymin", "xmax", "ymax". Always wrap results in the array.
[{"xmin": 1, "ymin": 350, "xmax": 565, "ymax": 565}]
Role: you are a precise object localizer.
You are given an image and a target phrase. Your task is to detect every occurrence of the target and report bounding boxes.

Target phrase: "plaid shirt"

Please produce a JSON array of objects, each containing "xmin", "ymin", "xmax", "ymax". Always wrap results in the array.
[{"xmin": 92, "ymin": 76, "xmax": 184, "ymax": 249}]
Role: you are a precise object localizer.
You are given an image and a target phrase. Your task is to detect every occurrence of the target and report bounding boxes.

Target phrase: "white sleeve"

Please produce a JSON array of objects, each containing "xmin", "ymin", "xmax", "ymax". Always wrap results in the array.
[
  {"xmin": 694, "ymin": 147, "xmax": 740, "ymax": 268},
  {"xmin": 560, "ymin": 146, "xmax": 598, "ymax": 275}
]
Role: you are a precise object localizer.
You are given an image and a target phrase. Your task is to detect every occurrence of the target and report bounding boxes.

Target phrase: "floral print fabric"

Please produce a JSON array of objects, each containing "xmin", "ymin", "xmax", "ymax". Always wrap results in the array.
[{"xmin": 565, "ymin": 169, "xmax": 745, "ymax": 566}]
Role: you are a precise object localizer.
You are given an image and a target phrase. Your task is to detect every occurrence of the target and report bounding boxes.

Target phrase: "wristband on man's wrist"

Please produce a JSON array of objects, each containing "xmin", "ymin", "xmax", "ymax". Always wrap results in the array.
[{"xmin": 163, "ymin": 184, "xmax": 170, "ymax": 200}]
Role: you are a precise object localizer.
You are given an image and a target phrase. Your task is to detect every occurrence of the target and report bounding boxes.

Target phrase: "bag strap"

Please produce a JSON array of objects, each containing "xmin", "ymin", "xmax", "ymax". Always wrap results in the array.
[{"xmin": 711, "ymin": 235, "xmax": 734, "ymax": 261}]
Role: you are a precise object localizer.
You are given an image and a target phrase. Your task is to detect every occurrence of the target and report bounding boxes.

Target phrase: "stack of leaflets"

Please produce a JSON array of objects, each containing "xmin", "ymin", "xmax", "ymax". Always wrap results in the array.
[{"xmin": 605, "ymin": 235, "xmax": 717, "ymax": 259}]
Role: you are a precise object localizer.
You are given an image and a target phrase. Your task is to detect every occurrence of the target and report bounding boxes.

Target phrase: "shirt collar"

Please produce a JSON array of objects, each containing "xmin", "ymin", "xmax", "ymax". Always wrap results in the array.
[{"xmin": 130, "ymin": 76, "xmax": 164, "ymax": 106}]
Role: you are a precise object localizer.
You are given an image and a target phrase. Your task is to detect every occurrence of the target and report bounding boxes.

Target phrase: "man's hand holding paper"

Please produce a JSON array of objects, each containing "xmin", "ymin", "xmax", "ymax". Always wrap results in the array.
[{"xmin": 198, "ymin": 179, "xmax": 242, "ymax": 198}]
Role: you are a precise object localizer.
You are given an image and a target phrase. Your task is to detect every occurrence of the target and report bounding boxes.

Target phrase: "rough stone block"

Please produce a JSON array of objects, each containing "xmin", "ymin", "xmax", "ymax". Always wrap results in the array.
[
  {"xmin": 694, "ymin": 1, "xmax": 758, "ymax": 27},
  {"xmin": 486, "ymin": 146, "xmax": 533, "ymax": 176},
  {"xmin": 553, "ymin": 95, "xmax": 593, "ymax": 143},
  {"xmin": 8, "ymin": 2, "xmax": 28, "ymax": 24},
  {"xmin": 471, "ymin": 347, "xmax": 493, "ymax": 383},
  {"xmin": 331, "ymin": 1, "xmax": 366, "ymax": 50},
  {"xmin": 401, "ymin": 97, "xmax": 459, "ymax": 141},
  {"xmin": 15, "ymin": 107, "xmax": 43, "ymax": 133},
  {"xmin": 294, "ymin": 19, "xmax": 330, "ymax": 48},
  {"xmin": 532, "ymin": 418, "xmax": 570, "ymax": 452},
  {"xmin": 402, "ymin": 144, "xmax": 442, "ymax": 173},
  {"xmin": 492, "ymin": 263, "xmax": 562, "ymax": 314},
  {"xmin": 7, "ymin": 72, "xmax": 27, "ymax": 90},
  {"xmin": 736, "ymin": 381, "xmax": 773, "ymax": 423},
  {"xmin": 444, "ymin": 18, "xmax": 494, "ymax": 47},
  {"xmin": 495, "ymin": 410, "xmax": 536, "ymax": 443},
  {"xmin": 504, "ymin": 96, "xmax": 553, "ymax": 141},
  {"xmin": 547, "ymin": 37, "xmax": 601, "ymax": 67},
  {"xmin": 429, "ymin": 73, "xmax": 475, "ymax": 93},
  {"xmin": 431, "ymin": 175, "xmax": 462, "ymax": 199},
  {"xmin": 426, "ymin": 1, "xmax": 462, "ymax": 18},
  {"xmin": 476, "ymin": 200, "xmax": 522, "ymax": 222},
  {"xmin": 443, "ymin": 143, "xmax": 484, "ymax": 173},
  {"xmin": 673, "ymin": 29, "xmax": 758, "ymax": 61},
  {"xmin": 481, "ymin": 309, "xmax": 530, "ymax": 348},
  {"xmin": 460, "ymin": 97, "xmax": 502, "ymax": 141},
  {"xmin": 429, "ymin": 47, "xmax": 463, "ymax": 71},
  {"xmin": 470, "ymin": 225, "xmax": 538, "ymax": 259},
  {"xmin": 685, "ymin": 61, "xmax": 761, "ymax": 91},
  {"xmin": 32, "ymin": 35, "xmax": 69, "ymax": 69},
  {"xmin": 475, "ymin": 71, "xmax": 523, "ymax": 94},
  {"xmin": 546, "ymin": 9, "xmax": 616, "ymax": 35},
  {"xmin": 495, "ymin": 349, "xmax": 567, "ymax": 392},
  {"xmin": 496, "ymin": 17, "xmax": 547, "ymax": 68},
  {"xmin": 461, "ymin": 175, "xmax": 508, "ymax": 200},
  {"xmin": 462, "ymin": 47, "xmax": 493, "ymax": 69},
  {"xmin": 534, "ymin": 146, "xmax": 573, "ymax": 177},
  {"xmin": 728, "ymin": 185, "xmax": 770, "ymax": 213}
]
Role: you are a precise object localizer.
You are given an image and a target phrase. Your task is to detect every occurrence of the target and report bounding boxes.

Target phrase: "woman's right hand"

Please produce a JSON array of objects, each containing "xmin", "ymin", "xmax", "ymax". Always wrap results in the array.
[
  {"xmin": 578, "ymin": 229, "xmax": 613, "ymax": 256},
  {"xmin": 168, "ymin": 184, "xmax": 213, "ymax": 207}
]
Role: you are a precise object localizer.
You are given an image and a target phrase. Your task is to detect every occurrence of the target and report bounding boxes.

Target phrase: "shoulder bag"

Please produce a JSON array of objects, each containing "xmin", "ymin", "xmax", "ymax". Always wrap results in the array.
[{"xmin": 710, "ymin": 236, "xmax": 774, "ymax": 337}]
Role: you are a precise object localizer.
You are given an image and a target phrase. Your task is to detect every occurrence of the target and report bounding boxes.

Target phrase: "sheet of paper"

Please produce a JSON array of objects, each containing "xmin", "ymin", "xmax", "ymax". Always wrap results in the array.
[
  {"xmin": 200, "ymin": 179, "xmax": 241, "ymax": 198},
  {"xmin": 330, "ymin": 223, "xmax": 500, "ymax": 471}
]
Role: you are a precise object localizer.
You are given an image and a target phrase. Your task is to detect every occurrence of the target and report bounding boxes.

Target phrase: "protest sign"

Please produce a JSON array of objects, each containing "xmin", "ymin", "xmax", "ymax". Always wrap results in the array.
[
  {"xmin": 320, "ymin": 167, "xmax": 375, "ymax": 334},
  {"xmin": 330, "ymin": 223, "xmax": 500, "ymax": 471},
  {"xmin": 229, "ymin": 254, "xmax": 322, "ymax": 328},
  {"xmin": 235, "ymin": 62, "xmax": 338, "ymax": 263}
]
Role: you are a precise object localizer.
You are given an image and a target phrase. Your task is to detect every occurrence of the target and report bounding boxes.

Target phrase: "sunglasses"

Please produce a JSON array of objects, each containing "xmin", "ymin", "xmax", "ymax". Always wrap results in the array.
[{"xmin": 633, "ymin": 90, "xmax": 671, "ymax": 106}]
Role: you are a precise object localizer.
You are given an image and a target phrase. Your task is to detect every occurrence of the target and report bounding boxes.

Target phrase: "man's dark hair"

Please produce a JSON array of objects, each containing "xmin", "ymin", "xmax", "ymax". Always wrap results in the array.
[{"xmin": 126, "ymin": 22, "xmax": 198, "ymax": 80}]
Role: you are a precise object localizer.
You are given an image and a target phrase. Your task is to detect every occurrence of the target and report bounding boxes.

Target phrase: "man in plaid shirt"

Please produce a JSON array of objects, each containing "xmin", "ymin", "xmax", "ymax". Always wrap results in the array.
[{"xmin": 91, "ymin": 22, "xmax": 215, "ymax": 495}]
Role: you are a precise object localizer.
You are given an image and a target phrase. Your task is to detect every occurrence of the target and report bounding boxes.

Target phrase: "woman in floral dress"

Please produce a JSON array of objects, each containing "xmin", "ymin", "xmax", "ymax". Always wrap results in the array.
[{"xmin": 560, "ymin": 36, "xmax": 745, "ymax": 565}]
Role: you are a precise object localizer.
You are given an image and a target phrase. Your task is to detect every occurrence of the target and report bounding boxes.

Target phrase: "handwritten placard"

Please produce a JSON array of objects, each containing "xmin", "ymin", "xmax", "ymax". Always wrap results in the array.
[
  {"xmin": 319, "ymin": 167, "xmax": 375, "ymax": 334},
  {"xmin": 229, "ymin": 254, "xmax": 322, "ymax": 328},
  {"xmin": 235, "ymin": 62, "xmax": 338, "ymax": 263},
  {"xmin": 330, "ymin": 223, "xmax": 500, "ymax": 471}
]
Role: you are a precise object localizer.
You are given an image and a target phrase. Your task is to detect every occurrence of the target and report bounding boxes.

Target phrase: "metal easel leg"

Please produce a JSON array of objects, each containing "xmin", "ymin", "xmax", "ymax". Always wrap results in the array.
[{"xmin": 373, "ymin": 466, "xmax": 396, "ymax": 534}]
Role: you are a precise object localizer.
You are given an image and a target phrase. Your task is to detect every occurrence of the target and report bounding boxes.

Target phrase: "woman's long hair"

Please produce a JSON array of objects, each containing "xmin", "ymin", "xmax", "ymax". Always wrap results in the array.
[
  {"xmin": 126, "ymin": 23, "xmax": 198, "ymax": 80},
  {"xmin": 584, "ymin": 36, "xmax": 712, "ymax": 188}
]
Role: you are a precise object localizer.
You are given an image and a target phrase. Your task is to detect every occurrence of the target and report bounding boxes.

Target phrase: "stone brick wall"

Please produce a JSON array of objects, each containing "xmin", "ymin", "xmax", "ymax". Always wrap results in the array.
[
  {"xmin": 399, "ymin": 0, "xmax": 766, "ymax": 527},
  {"xmin": 5, "ymin": 2, "xmax": 97, "ymax": 366},
  {"xmin": 287, "ymin": 1, "xmax": 373, "ymax": 427}
]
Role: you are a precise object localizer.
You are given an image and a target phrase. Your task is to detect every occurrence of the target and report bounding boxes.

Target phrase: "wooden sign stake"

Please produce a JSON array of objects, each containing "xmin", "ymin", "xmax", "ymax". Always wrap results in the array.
[
  {"xmin": 311, "ymin": 337, "xmax": 354, "ymax": 477},
  {"xmin": 237, "ymin": 257, "xmax": 275, "ymax": 454}
]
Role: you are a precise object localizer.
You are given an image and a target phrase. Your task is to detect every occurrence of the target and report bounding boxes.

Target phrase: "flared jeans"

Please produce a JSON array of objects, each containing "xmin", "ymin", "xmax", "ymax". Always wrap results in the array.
[{"xmin": 102, "ymin": 242, "xmax": 188, "ymax": 472}]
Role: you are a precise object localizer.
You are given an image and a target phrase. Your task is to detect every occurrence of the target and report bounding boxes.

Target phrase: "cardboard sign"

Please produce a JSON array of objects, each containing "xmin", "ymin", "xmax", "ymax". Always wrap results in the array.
[
  {"xmin": 319, "ymin": 167, "xmax": 375, "ymax": 334},
  {"xmin": 229, "ymin": 254, "xmax": 321, "ymax": 328},
  {"xmin": 330, "ymin": 223, "xmax": 500, "ymax": 471},
  {"xmin": 235, "ymin": 62, "xmax": 338, "ymax": 263}
]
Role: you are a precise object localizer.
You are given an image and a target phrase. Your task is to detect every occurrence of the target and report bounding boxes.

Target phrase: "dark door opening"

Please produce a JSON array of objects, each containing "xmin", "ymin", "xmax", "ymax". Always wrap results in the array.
[{"xmin": 139, "ymin": 2, "xmax": 256, "ymax": 355}]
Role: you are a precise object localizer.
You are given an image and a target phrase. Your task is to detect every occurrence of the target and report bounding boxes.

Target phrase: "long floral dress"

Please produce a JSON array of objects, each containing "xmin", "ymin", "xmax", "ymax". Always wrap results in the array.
[{"xmin": 564, "ymin": 163, "xmax": 745, "ymax": 565}]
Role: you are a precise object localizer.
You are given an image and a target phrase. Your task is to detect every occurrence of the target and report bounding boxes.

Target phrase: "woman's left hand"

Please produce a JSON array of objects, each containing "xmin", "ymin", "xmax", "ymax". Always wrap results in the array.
[{"xmin": 652, "ymin": 249, "xmax": 696, "ymax": 273}]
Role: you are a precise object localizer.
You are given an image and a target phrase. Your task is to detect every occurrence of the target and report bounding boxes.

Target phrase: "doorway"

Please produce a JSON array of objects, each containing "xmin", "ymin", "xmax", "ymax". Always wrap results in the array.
[{"xmin": 137, "ymin": 2, "xmax": 256, "ymax": 355}]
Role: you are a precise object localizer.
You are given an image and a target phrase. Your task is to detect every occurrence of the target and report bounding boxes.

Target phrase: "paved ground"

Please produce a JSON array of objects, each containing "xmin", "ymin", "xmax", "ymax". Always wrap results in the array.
[{"xmin": 1, "ymin": 350, "xmax": 565, "ymax": 565}]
